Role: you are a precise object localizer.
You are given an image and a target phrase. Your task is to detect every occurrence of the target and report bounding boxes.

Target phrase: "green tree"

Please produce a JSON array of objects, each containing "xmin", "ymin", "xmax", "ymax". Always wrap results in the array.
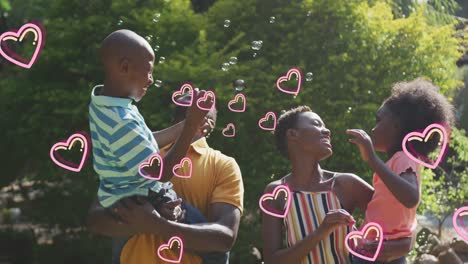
[{"xmin": 418, "ymin": 127, "xmax": 468, "ymax": 238}]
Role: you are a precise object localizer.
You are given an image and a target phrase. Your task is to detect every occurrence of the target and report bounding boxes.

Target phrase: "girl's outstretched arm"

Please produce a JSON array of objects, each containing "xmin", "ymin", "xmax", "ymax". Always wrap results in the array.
[{"xmin": 367, "ymin": 157, "xmax": 419, "ymax": 208}]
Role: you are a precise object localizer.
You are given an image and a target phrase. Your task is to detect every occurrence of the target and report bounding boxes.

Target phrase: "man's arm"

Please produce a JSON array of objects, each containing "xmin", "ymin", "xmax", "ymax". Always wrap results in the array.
[
  {"xmin": 117, "ymin": 199, "xmax": 240, "ymax": 252},
  {"xmin": 87, "ymin": 198, "xmax": 241, "ymax": 252},
  {"xmin": 86, "ymin": 197, "xmax": 138, "ymax": 237},
  {"xmin": 152, "ymin": 120, "xmax": 185, "ymax": 149}
]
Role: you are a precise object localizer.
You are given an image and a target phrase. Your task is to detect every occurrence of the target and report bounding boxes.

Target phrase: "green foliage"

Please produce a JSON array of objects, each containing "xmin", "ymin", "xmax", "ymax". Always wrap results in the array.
[
  {"xmin": 0, "ymin": 0, "xmax": 11, "ymax": 11},
  {"xmin": 384, "ymin": 0, "xmax": 460, "ymax": 24},
  {"xmin": 0, "ymin": 0, "xmax": 466, "ymax": 262},
  {"xmin": 418, "ymin": 127, "xmax": 468, "ymax": 237}
]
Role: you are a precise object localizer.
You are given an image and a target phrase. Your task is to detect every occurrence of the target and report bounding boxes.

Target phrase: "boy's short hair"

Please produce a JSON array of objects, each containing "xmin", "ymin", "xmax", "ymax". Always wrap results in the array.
[
  {"xmin": 274, "ymin": 106, "xmax": 313, "ymax": 158},
  {"xmin": 384, "ymin": 78, "xmax": 455, "ymax": 156}
]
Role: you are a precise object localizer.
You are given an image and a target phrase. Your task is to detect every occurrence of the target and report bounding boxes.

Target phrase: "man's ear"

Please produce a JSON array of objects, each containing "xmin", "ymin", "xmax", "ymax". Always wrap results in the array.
[{"xmin": 119, "ymin": 58, "xmax": 130, "ymax": 74}]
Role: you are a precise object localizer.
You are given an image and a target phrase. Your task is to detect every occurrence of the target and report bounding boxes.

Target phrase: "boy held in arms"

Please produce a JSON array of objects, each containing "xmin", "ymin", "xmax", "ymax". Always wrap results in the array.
[{"xmin": 88, "ymin": 29, "xmax": 216, "ymax": 263}]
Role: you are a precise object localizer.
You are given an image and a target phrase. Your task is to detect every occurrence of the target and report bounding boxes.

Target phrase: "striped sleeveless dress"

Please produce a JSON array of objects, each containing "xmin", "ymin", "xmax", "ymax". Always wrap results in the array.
[{"xmin": 283, "ymin": 178, "xmax": 352, "ymax": 264}]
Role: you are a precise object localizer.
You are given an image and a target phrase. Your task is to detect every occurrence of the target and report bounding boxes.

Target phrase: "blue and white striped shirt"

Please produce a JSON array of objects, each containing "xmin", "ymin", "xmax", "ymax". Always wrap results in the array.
[{"xmin": 89, "ymin": 85, "xmax": 161, "ymax": 208}]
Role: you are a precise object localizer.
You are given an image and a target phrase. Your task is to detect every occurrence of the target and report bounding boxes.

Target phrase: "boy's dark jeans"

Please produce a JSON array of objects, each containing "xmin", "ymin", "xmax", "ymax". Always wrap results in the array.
[{"xmin": 111, "ymin": 183, "xmax": 229, "ymax": 264}]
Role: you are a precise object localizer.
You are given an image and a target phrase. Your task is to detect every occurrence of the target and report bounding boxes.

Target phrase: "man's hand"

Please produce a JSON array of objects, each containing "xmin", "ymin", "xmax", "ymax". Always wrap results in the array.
[
  {"xmin": 185, "ymin": 89, "xmax": 214, "ymax": 128},
  {"xmin": 346, "ymin": 129, "xmax": 377, "ymax": 163},
  {"xmin": 112, "ymin": 197, "xmax": 162, "ymax": 234},
  {"xmin": 155, "ymin": 199, "xmax": 185, "ymax": 222}
]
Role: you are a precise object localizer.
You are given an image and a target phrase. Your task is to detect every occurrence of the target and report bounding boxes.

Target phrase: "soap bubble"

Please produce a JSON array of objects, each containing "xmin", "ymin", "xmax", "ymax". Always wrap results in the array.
[
  {"xmin": 117, "ymin": 19, "xmax": 124, "ymax": 26},
  {"xmin": 221, "ymin": 62, "xmax": 230, "ymax": 71},
  {"xmin": 233, "ymin": 79, "xmax": 246, "ymax": 92},
  {"xmin": 305, "ymin": 72, "xmax": 313, "ymax": 81},
  {"xmin": 159, "ymin": 57, "xmax": 166, "ymax": 64},
  {"xmin": 153, "ymin": 13, "xmax": 161, "ymax": 23},
  {"xmin": 224, "ymin": 19, "xmax": 231, "ymax": 28},
  {"xmin": 154, "ymin": 80, "xmax": 162, "ymax": 87},
  {"xmin": 154, "ymin": 45, "xmax": 160, "ymax": 52},
  {"xmin": 251, "ymin": 40, "xmax": 263, "ymax": 50},
  {"xmin": 269, "ymin": 16, "xmax": 276, "ymax": 23},
  {"xmin": 229, "ymin": 57, "xmax": 238, "ymax": 65}
]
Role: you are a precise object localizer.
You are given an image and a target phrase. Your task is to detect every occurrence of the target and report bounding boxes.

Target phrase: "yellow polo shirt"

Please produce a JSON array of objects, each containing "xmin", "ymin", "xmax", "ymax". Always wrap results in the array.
[{"xmin": 121, "ymin": 137, "xmax": 244, "ymax": 264}]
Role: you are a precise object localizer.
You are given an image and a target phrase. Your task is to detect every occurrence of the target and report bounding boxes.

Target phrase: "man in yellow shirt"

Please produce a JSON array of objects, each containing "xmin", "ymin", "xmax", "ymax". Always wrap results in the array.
[{"xmin": 87, "ymin": 94, "xmax": 244, "ymax": 264}]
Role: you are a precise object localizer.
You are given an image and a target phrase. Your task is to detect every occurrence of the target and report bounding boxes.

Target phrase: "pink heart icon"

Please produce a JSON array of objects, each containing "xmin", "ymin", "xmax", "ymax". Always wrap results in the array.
[
  {"xmin": 172, "ymin": 157, "xmax": 192, "ymax": 179},
  {"xmin": 228, "ymin": 93, "xmax": 246, "ymax": 113},
  {"xmin": 157, "ymin": 236, "xmax": 184, "ymax": 263},
  {"xmin": 276, "ymin": 67, "xmax": 302, "ymax": 96},
  {"xmin": 138, "ymin": 153, "xmax": 164, "ymax": 180},
  {"xmin": 259, "ymin": 184, "xmax": 291, "ymax": 218},
  {"xmin": 453, "ymin": 206, "xmax": 468, "ymax": 242},
  {"xmin": 172, "ymin": 83, "xmax": 194, "ymax": 107},
  {"xmin": 0, "ymin": 22, "xmax": 45, "ymax": 69},
  {"xmin": 345, "ymin": 222, "xmax": 384, "ymax": 262},
  {"xmin": 222, "ymin": 123, "xmax": 236, "ymax": 137},
  {"xmin": 50, "ymin": 132, "xmax": 90, "ymax": 172},
  {"xmin": 196, "ymin": 90, "xmax": 216, "ymax": 111},
  {"xmin": 258, "ymin": 112, "xmax": 277, "ymax": 131},
  {"xmin": 402, "ymin": 123, "xmax": 449, "ymax": 169}
]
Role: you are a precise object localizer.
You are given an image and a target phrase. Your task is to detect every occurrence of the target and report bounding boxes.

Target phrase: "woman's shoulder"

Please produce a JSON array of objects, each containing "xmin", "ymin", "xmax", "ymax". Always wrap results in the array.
[
  {"xmin": 325, "ymin": 171, "xmax": 374, "ymax": 212},
  {"xmin": 325, "ymin": 170, "xmax": 374, "ymax": 192},
  {"xmin": 323, "ymin": 170, "xmax": 360, "ymax": 183},
  {"xmin": 264, "ymin": 174, "xmax": 290, "ymax": 192}
]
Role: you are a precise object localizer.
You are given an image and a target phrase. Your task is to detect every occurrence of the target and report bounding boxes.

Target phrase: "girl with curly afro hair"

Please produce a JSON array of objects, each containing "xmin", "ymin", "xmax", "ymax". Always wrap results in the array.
[{"xmin": 346, "ymin": 78, "xmax": 454, "ymax": 264}]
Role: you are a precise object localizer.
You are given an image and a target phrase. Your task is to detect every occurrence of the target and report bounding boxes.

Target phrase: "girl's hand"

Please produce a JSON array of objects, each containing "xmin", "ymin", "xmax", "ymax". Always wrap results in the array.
[{"xmin": 346, "ymin": 129, "xmax": 376, "ymax": 163}]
